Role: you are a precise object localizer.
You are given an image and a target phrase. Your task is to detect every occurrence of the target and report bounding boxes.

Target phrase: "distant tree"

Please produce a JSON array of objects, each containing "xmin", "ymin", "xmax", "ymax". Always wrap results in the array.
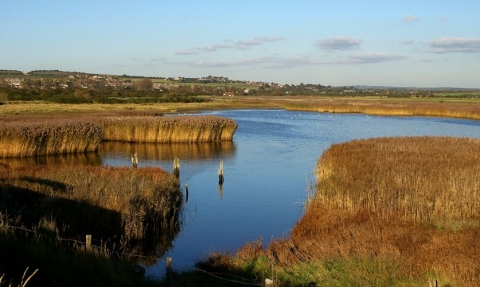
[{"xmin": 137, "ymin": 79, "xmax": 153, "ymax": 91}]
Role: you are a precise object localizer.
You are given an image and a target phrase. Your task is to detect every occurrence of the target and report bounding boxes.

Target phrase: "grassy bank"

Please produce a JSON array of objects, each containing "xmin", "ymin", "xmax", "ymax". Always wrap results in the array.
[
  {"xmin": 285, "ymin": 97, "xmax": 480, "ymax": 120},
  {"xmin": 1, "ymin": 96, "xmax": 480, "ymax": 120},
  {"xmin": 175, "ymin": 136, "xmax": 480, "ymax": 287}
]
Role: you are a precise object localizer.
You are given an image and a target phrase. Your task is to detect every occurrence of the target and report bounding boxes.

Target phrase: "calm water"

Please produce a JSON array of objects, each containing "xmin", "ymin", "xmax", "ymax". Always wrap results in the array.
[
  {"xmin": 97, "ymin": 109, "xmax": 480, "ymax": 279},
  {"xmin": 5, "ymin": 109, "xmax": 479, "ymax": 279}
]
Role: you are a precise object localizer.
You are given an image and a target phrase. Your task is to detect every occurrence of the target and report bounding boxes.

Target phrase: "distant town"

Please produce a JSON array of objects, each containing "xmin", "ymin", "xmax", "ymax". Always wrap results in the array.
[{"xmin": 0, "ymin": 69, "xmax": 478, "ymax": 99}]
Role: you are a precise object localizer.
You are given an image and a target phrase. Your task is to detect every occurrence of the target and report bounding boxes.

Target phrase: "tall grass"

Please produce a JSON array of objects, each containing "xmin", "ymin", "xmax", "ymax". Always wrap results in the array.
[
  {"xmin": 314, "ymin": 136, "xmax": 480, "ymax": 224},
  {"xmin": 0, "ymin": 118, "xmax": 103, "ymax": 157},
  {"xmin": 97, "ymin": 115, "xmax": 238, "ymax": 143},
  {"xmin": 0, "ymin": 165, "xmax": 182, "ymax": 247}
]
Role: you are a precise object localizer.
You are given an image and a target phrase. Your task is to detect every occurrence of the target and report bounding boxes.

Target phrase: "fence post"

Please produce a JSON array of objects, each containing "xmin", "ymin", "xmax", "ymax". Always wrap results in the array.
[
  {"xmin": 218, "ymin": 160, "xmax": 224, "ymax": 185},
  {"xmin": 86, "ymin": 234, "xmax": 92, "ymax": 251},
  {"xmin": 428, "ymin": 278, "xmax": 437, "ymax": 287}
]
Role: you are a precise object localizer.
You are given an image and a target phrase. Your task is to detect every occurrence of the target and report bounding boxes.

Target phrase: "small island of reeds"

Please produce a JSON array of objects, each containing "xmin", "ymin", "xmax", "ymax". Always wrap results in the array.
[{"xmin": 0, "ymin": 113, "xmax": 238, "ymax": 157}]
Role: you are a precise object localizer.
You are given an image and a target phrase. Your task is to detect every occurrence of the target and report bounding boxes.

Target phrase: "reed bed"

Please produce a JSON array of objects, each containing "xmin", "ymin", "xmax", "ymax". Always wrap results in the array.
[
  {"xmin": 0, "ymin": 165, "xmax": 182, "ymax": 244},
  {"xmin": 287, "ymin": 99, "xmax": 480, "ymax": 120},
  {"xmin": 314, "ymin": 136, "xmax": 480, "ymax": 223},
  {"xmin": 0, "ymin": 118, "xmax": 103, "ymax": 157},
  {"xmin": 97, "ymin": 115, "xmax": 238, "ymax": 143}
]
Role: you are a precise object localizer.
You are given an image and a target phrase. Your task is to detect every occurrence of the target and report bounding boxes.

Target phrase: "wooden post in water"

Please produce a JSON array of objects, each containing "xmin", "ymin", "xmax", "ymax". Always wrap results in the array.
[
  {"xmin": 173, "ymin": 157, "xmax": 180, "ymax": 178},
  {"xmin": 86, "ymin": 234, "xmax": 92, "ymax": 251},
  {"xmin": 218, "ymin": 160, "xmax": 224, "ymax": 185},
  {"xmin": 131, "ymin": 153, "xmax": 138, "ymax": 168},
  {"xmin": 166, "ymin": 257, "xmax": 173, "ymax": 281},
  {"xmin": 185, "ymin": 183, "xmax": 189, "ymax": 203}
]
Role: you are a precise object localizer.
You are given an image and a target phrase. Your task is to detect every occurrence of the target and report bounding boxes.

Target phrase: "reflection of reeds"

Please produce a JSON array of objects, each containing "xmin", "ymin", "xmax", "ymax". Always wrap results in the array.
[
  {"xmin": 0, "ymin": 119, "xmax": 103, "ymax": 157},
  {"xmin": 100, "ymin": 141, "xmax": 236, "ymax": 161},
  {"xmin": 0, "ymin": 165, "xmax": 182, "ymax": 243},
  {"xmin": 97, "ymin": 115, "xmax": 238, "ymax": 143}
]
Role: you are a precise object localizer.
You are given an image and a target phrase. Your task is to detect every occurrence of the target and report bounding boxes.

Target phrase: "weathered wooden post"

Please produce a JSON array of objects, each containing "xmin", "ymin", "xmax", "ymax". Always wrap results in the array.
[
  {"xmin": 218, "ymin": 160, "xmax": 224, "ymax": 185},
  {"xmin": 86, "ymin": 234, "xmax": 92, "ymax": 251},
  {"xmin": 131, "ymin": 152, "xmax": 138, "ymax": 168},
  {"xmin": 185, "ymin": 183, "xmax": 189, "ymax": 203},
  {"xmin": 428, "ymin": 278, "xmax": 437, "ymax": 287},
  {"xmin": 166, "ymin": 257, "xmax": 173, "ymax": 281},
  {"xmin": 173, "ymin": 157, "xmax": 180, "ymax": 178}
]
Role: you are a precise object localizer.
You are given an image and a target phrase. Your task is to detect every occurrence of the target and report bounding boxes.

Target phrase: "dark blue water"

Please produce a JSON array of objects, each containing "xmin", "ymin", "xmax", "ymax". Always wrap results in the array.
[{"xmin": 99, "ymin": 109, "xmax": 480, "ymax": 279}]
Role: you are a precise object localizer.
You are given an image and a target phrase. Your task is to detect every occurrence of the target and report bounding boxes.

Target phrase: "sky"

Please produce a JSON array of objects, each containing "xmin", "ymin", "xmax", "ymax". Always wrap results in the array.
[{"xmin": 1, "ymin": 1, "xmax": 480, "ymax": 88}]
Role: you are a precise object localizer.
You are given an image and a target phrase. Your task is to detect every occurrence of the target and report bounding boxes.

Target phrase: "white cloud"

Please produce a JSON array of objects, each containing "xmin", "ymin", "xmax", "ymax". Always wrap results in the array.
[
  {"xmin": 203, "ymin": 44, "xmax": 232, "ymax": 52},
  {"xmin": 175, "ymin": 49, "xmax": 199, "ymax": 55},
  {"xmin": 403, "ymin": 15, "xmax": 420, "ymax": 22},
  {"xmin": 429, "ymin": 37, "xmax": 480, "ymax": 53},
  {"xmin": 315, "ymin": 36, "xmax": 362, "ymax": 51},
  {"xmin": 347, "ymin": 53, "xmax": 405, "ymax": 64}
]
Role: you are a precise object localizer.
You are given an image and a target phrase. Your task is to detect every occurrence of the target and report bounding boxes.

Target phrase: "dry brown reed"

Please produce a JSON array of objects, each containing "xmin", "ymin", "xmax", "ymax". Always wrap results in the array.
[
  {"xmin": 0, "ymin": 165, "xmax": 182, "ymax": 243},
  {"xmin": 314, "ymin": 136, "xmax": 480, "ymax": 224},
  {"xmin": 0, "ymin": 117, "xmax": 103, "ymax": 157},
  {"xmin": 97, "ymin": 115, "xmax": 238, "ymax": 143}
]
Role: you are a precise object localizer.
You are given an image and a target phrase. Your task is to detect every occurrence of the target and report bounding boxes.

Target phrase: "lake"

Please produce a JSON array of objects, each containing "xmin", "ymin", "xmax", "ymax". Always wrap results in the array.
[{"xmin": 97, "ymin": 109, "xmax": 480, "ymax": 279}]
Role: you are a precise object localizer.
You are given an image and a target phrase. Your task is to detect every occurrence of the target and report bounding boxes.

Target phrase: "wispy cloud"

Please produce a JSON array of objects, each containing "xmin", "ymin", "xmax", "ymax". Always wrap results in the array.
[
  {"xmin": 235, "ymin": 36, "xmax": 284, "ymax": 50},
  {"xmin": 403, "ymin": 15, "xmax": 420, "ymax": 22},
  {"xmin": 347, "ymin": 53, "xmax": 405, "ymax": 64},
  {"xmin": 175, "ymin": 49, "xmax": 200, "ymax": 55},
  {"xmin": 437, "ymin": 16, "xmax": 449, "ymax": 23},
  {"xmin": 315, "ymin": 36, "xmax": 362, "ymax": 51},
  {"xmin": 429, "ymin": 37, "xmax": 480, "ymax": 53},
  {"xmin": 401, "ymin": 39, "xmax": 415, "ymax": 45},
  {"xmin": 175, "ymin": 36, "xmax": 284, "ymax": 55},
  {"xmin": 203, "ymin": 44, "xmax": 232, "ymax": 52},
  {"xmin": 170, "ymin": 52, "xmax": 404, "ymax": 69}
]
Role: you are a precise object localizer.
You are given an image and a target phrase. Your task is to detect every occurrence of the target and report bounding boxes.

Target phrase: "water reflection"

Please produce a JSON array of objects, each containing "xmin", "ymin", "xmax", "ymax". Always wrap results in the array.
[
  {"xmin": 99, "ymin": 141, "xmax": 236, "ymax": 162},
  {"xmin": 0, "ymin": 152, "xmax": 103, "ymax": 168}
]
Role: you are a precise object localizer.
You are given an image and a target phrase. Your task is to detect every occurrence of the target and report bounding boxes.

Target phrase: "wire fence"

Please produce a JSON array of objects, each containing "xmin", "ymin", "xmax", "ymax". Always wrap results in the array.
[{"xmin": 2, "ymin": 224, "xmax": 271, "ymax": 286}]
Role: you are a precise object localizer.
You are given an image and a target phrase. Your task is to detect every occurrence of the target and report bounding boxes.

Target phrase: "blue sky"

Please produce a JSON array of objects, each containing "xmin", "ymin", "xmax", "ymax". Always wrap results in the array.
[{"xmin": 2, "ymin": 1, "xmax": 480, "ymax": 88}]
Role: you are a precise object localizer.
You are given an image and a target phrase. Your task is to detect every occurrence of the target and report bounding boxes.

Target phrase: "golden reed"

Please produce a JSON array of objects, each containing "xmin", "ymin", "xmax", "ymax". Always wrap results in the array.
[
  {"xmin": 314, "ymin": 136, "xmax": 480, "ymax": 223},
  {"xmin": 0, "ymin": 114, "xmax": 238, "ymax": 157},
  {"xmin": 0, "ymin": 118, "xmax": 103, "ymax": 157},
  {"xmin": 97, "ymin": 115, "xmax": 238, "ymax": 143}
]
